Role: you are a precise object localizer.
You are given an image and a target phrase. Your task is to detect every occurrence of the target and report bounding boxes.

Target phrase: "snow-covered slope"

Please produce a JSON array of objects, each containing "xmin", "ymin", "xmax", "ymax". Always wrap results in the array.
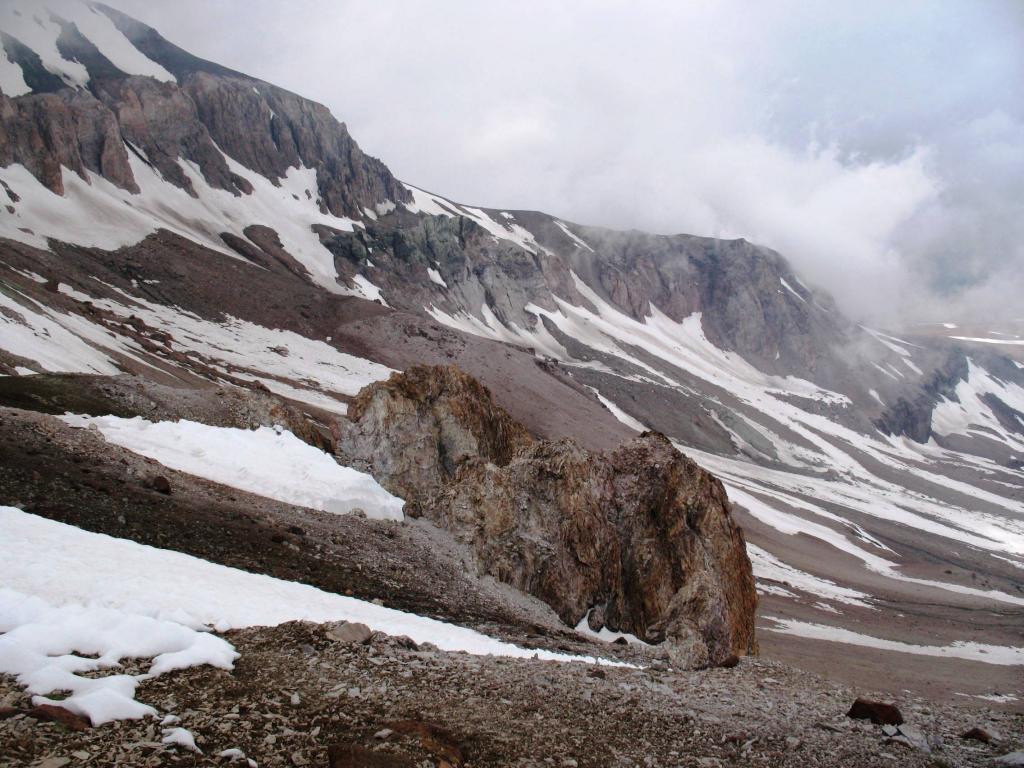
[{"xmin": 0, "ymin": 506, "xmax": 627, "ymax": 726}]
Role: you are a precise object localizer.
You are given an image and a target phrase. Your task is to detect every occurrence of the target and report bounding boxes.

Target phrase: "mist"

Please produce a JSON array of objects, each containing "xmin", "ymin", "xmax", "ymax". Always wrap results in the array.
[{"xmin": 105, "ymin": 0, "xmax": 1024, "ymax": 326}]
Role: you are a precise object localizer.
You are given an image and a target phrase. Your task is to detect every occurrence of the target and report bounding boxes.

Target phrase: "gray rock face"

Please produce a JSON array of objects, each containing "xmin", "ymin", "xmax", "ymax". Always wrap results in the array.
[
  {"xmin": 0, "ymin": 9, "xmax": 407, "ymax": 218},
  {"xmin": 336, "ymin": 365, "xmax": 758, "ymax": 667},
  {"xmin": 0, "ymin": 88, "xmax": 136, "ymax": 194}
]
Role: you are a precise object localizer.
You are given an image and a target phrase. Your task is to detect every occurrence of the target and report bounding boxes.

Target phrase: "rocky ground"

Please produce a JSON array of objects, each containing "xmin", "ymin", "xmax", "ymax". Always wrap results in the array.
[
  {"xmin": 2, "ymin": 620, "xmax": 1021, "ymax": 768},
  {"xmin": 1, "ymin": 375, "xmax": 1022, "ymax": 767}
]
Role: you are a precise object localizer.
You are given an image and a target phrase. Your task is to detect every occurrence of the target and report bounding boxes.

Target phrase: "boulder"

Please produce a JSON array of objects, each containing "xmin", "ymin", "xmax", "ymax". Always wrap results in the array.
[
  {"xmin": 337, "ymin": 365, "xmax": 758, "ymax": 666},
  {"xmin": 336, "ymin": 365, "xmax": 534, "ymax": 500},
  {"xmin": 960, "ymin": 726, "xmax": 993, "ymax": 743},
  {"xmin": 27, "ymin": 704, "xmax": 90, "ymax": 731},
  {"xmin": 325, "ymin": 621, "xmax": 373, "ymax": 645},
  {"xmin": 846, "ymin": 697, "xmax": 903, "ymax": 725},
  {"xmin": 327, "ymin": 744, "xmax": 415, "ymax": 768}
]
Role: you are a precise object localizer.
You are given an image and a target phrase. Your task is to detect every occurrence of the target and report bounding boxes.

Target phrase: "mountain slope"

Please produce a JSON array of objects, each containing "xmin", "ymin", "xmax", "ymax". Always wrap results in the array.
[{"xmin": 1, "ymin": 0, "xmax": 1022, "ymax": 709}]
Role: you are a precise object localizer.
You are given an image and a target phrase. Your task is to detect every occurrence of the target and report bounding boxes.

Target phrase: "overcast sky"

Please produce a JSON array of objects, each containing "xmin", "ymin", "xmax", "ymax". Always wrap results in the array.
[{"xmin": 108, "ymin": 0, "xmax": 1024, "ymax": 324}]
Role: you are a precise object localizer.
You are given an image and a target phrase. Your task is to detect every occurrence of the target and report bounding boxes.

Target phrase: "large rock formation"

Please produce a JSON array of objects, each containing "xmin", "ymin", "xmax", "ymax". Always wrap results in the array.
[
  {"xmin": 337, "ymin": 365, "xmax": 758, "ymax": 666},
  {"xmin": 336, "ymin": 365, "xmax": 534, "ymax": 501}
]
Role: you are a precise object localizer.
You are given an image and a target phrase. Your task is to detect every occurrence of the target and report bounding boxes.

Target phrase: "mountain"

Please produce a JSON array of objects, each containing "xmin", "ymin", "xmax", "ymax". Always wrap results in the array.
[{"xmin": 1, "ymin": 2, "xmax": 1023, "ymax": 763}]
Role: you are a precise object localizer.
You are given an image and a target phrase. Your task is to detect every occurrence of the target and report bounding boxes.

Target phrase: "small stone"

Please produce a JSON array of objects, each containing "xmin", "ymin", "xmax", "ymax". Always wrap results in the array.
[
  {"xmin": 290, "ymin": 692, "xmax": 301, "ymax": 706},
  {"xmin": 150, "ymin": 475, "xmax": 172, "ymax": 494},
  {"xmin": 374, "ymin": 728, "xmax": 394, "ymax": 739},
  {"xmin": 28, "ymin": 703, "xmax": 91, "ymax": 731},
  {"xmin": 325, "ymin": 621, "xmax": 373, "ymax": 645},
  {"xmin": 881, "ymin": 724, "xmax": 899, "ymax": 737},
  {"xmin": 785, "ymin": 736, "xmax": 801, "ymax": 751}
]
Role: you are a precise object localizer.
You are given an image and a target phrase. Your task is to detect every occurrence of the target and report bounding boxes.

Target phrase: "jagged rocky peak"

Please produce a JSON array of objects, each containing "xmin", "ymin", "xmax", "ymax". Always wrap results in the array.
[
  {"xmin": 337, "ymin": 364, "xmax": 758, "ymax": 667},
  {"xmin": 0, "ymin": 0, "xmax": 408, "ymax": 218}
]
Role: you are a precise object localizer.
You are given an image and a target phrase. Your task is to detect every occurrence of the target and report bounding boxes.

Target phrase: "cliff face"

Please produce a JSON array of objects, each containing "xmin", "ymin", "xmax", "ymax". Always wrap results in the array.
[
  {"xmin": 337, "ymin": 365, "xmax": 758, "ymax": 666},
  {"xmin": 0, "ymin": 4, "xmax": 408, "ymax": 218}
]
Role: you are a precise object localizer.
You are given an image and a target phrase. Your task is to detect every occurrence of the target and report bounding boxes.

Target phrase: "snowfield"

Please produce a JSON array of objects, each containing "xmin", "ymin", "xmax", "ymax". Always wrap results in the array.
[
  {"xmin": 59, "ymin": 415, "xmax": 405, "ymax": 520},
  {"xmin": 0, "ymin": 507, "xmax": 632, "ymax": 726}
]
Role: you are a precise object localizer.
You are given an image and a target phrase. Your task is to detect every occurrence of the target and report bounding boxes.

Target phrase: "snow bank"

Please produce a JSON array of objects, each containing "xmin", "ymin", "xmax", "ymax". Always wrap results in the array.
[
  {"xmin": 59, "ymin": 416, "xmax": 405, "ymax": 520},
  {"xmin": 1, "ymin": 507, "xmax": 630, "ymax": 667}
]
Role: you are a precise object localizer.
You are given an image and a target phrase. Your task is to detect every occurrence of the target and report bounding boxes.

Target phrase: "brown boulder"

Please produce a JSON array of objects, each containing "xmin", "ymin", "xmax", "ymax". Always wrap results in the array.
[
  {"xmin": 337, "ymin": 365, "xmax": 758, "ymax": 666},
  {"xmin": 27, "ymin": 703, "xmax": 90, "ymax": 731},
  {"xmin": 961, "ymin": 727, "xmax": 993, "ymax": 743},
  {"xmin": 846, "ymin": 697, "xmax": 904, "ymax": 725},
  {"xmin": 336, "ymin": 365, "xmax": 533, "ymax": 500},
  {"xmin": 328, "ymin": 743, "xmax": 416, "ymax": 768},
  {"xmin": 386, "ymin": 720, "xmax": 464, "ymax": 766}
]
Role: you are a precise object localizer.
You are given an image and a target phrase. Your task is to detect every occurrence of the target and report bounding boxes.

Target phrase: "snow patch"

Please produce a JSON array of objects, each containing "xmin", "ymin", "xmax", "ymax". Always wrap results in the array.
[
  {"xmin": 1, "ymin": 507, "xmax": 633, "ymax": 667},
  {"xmin": 0, "ymin": 587, "xmax": 237, "ymax": 726},
  {"xmin": 427, "ymin": 267, "xmax": 448, "ymax": 289},
  {"xmin": 764, "ymin": 616, "xmax": 1024, "ymax": 666},
  {"xmin": 747, "ymin": 544, "xmax": 874, "ymax": 608},
  {"xmin": 574, "ymin": 610, "xmax": 647, "ymax": 646},
  {"xmin": 59, "ymin": 416, "xmax": 405, "ymax": 520},
  {"xmin": 779, "ymin": 278, "xmax": 806, "ymax": 303}
]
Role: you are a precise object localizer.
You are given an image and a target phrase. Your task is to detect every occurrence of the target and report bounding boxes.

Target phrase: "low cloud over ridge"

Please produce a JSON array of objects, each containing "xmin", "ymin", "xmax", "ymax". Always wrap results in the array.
[{"xmin": 107, "ymin": 0, "xmax": 1024, "ymax": 326}]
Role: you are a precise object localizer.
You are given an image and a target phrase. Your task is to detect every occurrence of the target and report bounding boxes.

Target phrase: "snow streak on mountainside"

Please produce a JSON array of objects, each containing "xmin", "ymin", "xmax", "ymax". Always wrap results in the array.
[{"xmin": 1, "ymin": 0, "xmax": 1022, "ymax": 703}]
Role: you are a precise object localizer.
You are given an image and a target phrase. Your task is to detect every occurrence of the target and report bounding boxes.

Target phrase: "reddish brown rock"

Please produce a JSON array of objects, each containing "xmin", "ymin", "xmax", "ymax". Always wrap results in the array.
[
  {"xmin": 327, "ymin": 743, "xmax": 416, "ymax": 768},
  {"xmin": 337, "ymin": 365, "xmax": 758, "ymax": 667},
  {"xmin": 846, "ymin": 697, "xmax": 904, "ymax": 725},
  {"xmin": 27, "ymin": 703, "xmax": 90, "ymax": 731},
  {"xmin": 0, "ymin": 89, "xmax": 137, "ymax": 195},
  {"xmin": 960, "ymin": 727, "xmax": 993, "ymax": 743},
  {"xmin": 386, "ymin": 720, "xmax": 464, "ymax": 766},
  {"xmin": 337, "ymin": 365, "xmax": 534, "ymax": 500}
]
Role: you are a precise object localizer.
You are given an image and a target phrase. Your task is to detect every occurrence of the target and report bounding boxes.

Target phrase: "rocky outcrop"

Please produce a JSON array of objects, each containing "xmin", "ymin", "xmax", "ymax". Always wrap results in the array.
[
  {"xmin": 874, "ymin": 351, "xmax": 968, "ymax": 442},
  {"xmin": 337, "ymin": 365, "xmax": 758, "ymax": 666},
  {"xmin": 0, "ymin": 88, "xmax": 137, "ymax": 194},
  {"xmin": 336, "ymin": 365, "xmax": 533, "ymax": 500},
  {"xmin": 1, "ymin": 7, "xmax": 408, "ymax": 217}
]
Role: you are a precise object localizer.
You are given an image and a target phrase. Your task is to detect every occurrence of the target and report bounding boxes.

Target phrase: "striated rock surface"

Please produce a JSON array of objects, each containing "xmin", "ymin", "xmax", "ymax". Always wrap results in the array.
[{"xmin": 337, "ymin": 364, "xmax": 758, "ymax": 665}]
